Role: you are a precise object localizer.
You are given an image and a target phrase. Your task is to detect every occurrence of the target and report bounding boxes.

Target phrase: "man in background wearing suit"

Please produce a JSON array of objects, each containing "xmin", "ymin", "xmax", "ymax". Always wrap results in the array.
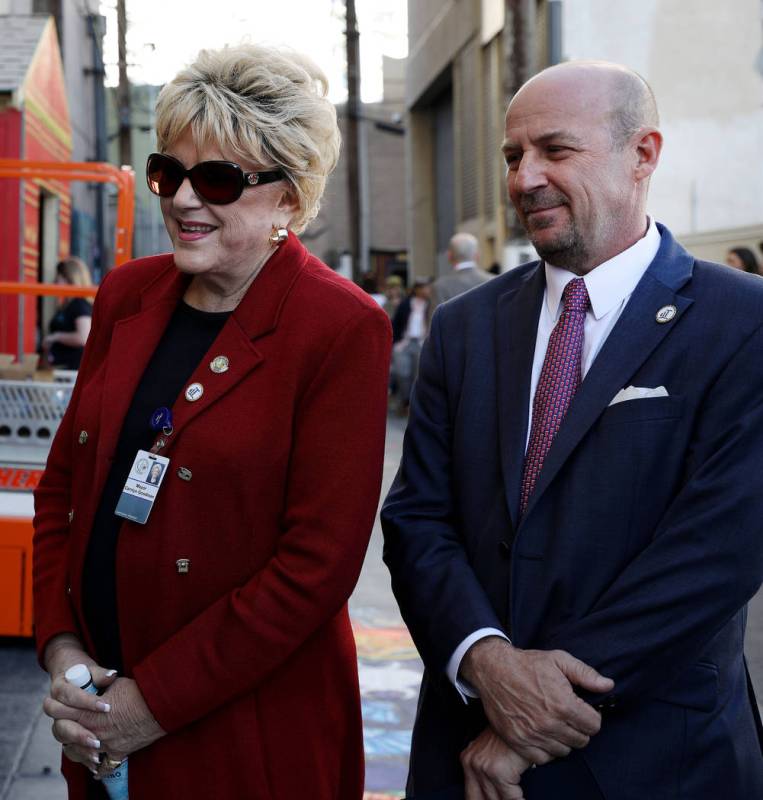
[
  {"xmin": 430, "ymin": 233, "xmax": 493, "ymax": 320},
  {"xmin": 382, "ymin": 60, "xmax": 763, "ymax": 799}
]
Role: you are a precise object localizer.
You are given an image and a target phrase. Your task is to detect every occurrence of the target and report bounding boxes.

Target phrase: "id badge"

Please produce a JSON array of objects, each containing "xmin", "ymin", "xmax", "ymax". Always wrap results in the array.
[{"xmin": 114, "ymin": 450, "xmax": 170, "ymax": 524}]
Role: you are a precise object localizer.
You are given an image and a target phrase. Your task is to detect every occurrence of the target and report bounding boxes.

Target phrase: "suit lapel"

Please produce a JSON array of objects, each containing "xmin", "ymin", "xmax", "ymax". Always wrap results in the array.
[
  {"xmin": 495, "ymin": 264, "xmax": 546, "ymax": 530},
  {"xmin": 520, "ymin": 229, "xmax": 695, "ymax": 522}
]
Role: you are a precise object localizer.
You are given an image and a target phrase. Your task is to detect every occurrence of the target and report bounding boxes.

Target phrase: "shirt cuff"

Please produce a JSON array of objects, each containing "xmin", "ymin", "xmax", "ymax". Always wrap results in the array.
[{"xmin": 446, "ymin": 628, "xmax": 511, "ymax": 703}]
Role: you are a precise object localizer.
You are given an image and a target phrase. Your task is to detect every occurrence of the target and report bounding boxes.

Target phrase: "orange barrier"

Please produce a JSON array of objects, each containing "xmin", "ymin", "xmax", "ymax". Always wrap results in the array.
[
  {"xmin": 0, "ymin": 516, "xmax": 35, "ymax": 637},
  {"xmin": 0, "ymin": 282, "xmax": 98, "ymax": 298},
  {"xmin": 0, "ymin": 159, "xmax": 135, "ymax": 266}
]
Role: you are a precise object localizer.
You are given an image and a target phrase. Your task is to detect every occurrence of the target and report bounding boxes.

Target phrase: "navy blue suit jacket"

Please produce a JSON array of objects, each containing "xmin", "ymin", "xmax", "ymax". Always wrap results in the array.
[{"xmin": 381, "ymin": 226, "xmax": 763, "ymax": 799}]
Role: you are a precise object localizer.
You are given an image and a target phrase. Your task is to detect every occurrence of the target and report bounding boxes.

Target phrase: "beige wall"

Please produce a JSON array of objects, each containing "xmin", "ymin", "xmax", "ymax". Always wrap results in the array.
[
  {"xmin": 677, "ymin": 224, "xmax": 763, "ymax": 266},
  {"xmin": 306, "ymin": 57, "xmax": 408, "ymax": 275},
  {"xmin": 406, "ymin": 109, "xmax": 438, "ymax": 281},
  {"xmin": 407, "ymin": 0, "xmax": 480, "ymax": 107},
  {"xmin": 562, "ymin": 0, "xmax": 763, "ymax": 241}
]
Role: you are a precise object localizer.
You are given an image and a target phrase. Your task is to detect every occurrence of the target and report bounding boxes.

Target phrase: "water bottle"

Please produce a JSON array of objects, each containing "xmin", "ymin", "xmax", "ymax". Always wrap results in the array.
[{"xmin": 64, "ymin": 664, "xmax": 129, "ymax": 800}]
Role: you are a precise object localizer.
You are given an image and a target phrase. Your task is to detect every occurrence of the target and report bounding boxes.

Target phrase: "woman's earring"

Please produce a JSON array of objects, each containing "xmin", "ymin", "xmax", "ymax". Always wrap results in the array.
[{"xmin": 269, "ymin": 225, "xmax": 289, "ymax": 246}]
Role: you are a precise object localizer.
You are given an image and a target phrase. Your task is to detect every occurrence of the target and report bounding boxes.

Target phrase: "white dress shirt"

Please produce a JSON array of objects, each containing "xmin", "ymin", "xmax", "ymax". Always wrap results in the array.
[
  {"xmin": 405, "ymin": 296, "xmax": 428, "ymax": 341},
  {"xmin": 454, "ymin": 260, "xmax": 478, "ymax": 271},
  {"xmin": 446, "ymin": 218, "xmax": 662, "ymax": 698}
]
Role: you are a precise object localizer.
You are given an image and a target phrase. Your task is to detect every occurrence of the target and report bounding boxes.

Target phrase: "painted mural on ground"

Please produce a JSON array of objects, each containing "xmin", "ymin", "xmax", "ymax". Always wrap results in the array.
[{"xmin": 353, "ymin": 617, "xmax": 423, "ymax": 799}]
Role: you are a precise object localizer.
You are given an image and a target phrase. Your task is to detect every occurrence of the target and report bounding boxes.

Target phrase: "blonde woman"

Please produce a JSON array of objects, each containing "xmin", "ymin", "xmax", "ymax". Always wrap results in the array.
[
  {"xmin": 43, "ymin": 256, "xmax": 94, "ymax": 369},
  {"xmin": 34, "ymin": 44, "xmax": 391, "ymax": 800}
]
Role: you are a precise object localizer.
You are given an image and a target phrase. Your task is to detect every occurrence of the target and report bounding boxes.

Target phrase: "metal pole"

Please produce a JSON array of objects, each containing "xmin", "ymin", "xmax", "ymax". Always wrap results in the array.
[
  {"xmin": 504, "ymin": 0, "xmax": 533, "ymax": 240},
  {"xmin": 116, "ymin": 0, "xmax": 132, "ymax": 168},
  {"xmin": 345, "ymin": 0, "xmax": 363, "ymax": 283},
  {"xmin": 87, "ymin": 12, "xmax": 107, "ymax": 279},
  {"xmin": 548, "ymin": 0, "xmax": 563, "ymax": 66}
]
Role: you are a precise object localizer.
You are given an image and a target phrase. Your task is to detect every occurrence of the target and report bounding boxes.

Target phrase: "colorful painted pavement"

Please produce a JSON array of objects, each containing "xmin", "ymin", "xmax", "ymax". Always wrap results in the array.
[{"xmin": 353, "ymin": 608, "xmax": 423, "ymax": 800}]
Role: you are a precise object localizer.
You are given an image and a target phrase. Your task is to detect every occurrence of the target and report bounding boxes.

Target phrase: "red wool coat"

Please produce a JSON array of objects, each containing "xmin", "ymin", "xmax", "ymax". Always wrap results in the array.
[{"xmin": 33, "ymin": 234, "xmax": 392, "ymax": 799}]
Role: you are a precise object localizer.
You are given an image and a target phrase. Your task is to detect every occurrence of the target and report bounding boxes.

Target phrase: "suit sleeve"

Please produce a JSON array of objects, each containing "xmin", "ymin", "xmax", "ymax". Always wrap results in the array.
[
  {"xmin": 547, "ymin": 321, "xmax": 763, "ymax": 705},
  {"xmin": 132, "ymin": 306, "xmax": 391, "ymax": 733},
  {"xmin": 381, "ymin": 309, "xmax": 507, "ymax": 674}
]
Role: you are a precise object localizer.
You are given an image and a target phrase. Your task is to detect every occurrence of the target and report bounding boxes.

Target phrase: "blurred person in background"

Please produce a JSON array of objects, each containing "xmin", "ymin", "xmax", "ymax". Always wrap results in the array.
[
  {"xmin": 726, "ymin": 246, "xmax": 760, "ymax": 275},
  {"xmin": 34, "ymin": 43, "xmax": 391, "ymax": 800},
  {"xmin": 361, "ymin": 275, "xmax": 387, "ymax": 306},
  {"xmin": 43, "ymin": 257, "xmax": 94, "ymax": 370},
  {"xmin": 383, "ymin": 274, "xmax": 405, "ymax": 320},
  {"xmin": 429, "ymin": 232, "xmax": 493, "ymax": 320},
  {"xmin": 391, "ymin": 278, "xmax": 432, "ymax": 414}
]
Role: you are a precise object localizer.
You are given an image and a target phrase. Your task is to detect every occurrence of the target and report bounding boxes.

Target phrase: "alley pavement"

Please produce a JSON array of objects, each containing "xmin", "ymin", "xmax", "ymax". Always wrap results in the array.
[{"xmin": 1, "ymin": 414, "xmax": 762, "ymax": 799}]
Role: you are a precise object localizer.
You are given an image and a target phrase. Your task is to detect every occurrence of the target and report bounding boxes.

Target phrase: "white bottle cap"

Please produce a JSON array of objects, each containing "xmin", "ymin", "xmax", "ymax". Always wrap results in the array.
[{"xmin": 64, "ymin": 663, "xmax": 93, "ymax": 689}]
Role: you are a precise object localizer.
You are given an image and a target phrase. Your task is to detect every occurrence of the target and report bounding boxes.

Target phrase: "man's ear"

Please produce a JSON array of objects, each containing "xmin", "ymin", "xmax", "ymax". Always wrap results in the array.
[{"xmin": 634, "ymin": 128, "xmax": 662, "ymax": 181}]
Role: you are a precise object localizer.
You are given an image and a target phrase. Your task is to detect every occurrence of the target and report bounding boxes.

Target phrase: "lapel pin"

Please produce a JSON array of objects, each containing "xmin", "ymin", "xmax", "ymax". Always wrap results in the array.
[
  {"xmin": 655, "ymin": 305, "xmax": 677, "ymax": 324},
  {"xmin": 185, "ymin": 382, "xmax": 204, "ymax": 402},
  {"xmin": 209, "ymin": 355, "xmax": 230, "ymax": 374},
  {"xmin": 176, "ymin": 558, "xmax": 190, "ymax": 574}
]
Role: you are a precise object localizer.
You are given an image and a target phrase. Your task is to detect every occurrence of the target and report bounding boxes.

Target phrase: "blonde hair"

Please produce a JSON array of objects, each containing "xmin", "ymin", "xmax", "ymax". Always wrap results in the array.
[
  {"xmin": 56, "ymin": 256, "xmax": 93, "ymax": 297},
  {"xmin": 154, "ymin": 43, "xmax": 341, "ymax": 234}
]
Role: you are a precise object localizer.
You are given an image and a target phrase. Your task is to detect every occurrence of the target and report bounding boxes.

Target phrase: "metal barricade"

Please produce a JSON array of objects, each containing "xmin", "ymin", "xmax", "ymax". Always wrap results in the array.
[{"xmin": 0, "ymin": 377, "xmax": 74, "ymax": 466}]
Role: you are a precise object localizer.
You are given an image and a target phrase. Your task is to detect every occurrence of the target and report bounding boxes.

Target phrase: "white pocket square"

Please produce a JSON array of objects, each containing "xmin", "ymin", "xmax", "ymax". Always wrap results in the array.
[{"xmin": 609, "ymin": 385, "xmax": 669, "ymax": 406}]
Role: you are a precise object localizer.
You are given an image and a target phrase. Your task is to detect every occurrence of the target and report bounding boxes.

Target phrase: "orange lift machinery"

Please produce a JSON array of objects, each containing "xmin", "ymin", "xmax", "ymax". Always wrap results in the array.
[{"xmin": 0, "ymin": 158, "xmax": 134, "ymax": 637}]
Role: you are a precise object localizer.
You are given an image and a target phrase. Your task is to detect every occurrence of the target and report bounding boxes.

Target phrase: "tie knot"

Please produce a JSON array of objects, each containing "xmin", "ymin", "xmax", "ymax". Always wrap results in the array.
[{"xmin": 562, "ymin": 278, "xmax": 589, "ymax": 314}]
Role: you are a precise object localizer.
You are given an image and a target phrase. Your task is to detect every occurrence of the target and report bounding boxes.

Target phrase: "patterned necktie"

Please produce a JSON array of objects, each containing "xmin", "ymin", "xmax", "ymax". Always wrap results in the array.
[{"xmin": 519, "ymin": 277, "xmax": 590, "ymax": 516}]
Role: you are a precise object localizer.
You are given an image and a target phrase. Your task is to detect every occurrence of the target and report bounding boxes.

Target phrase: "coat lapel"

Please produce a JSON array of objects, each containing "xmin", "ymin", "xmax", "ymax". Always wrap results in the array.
[
  {"xmin": 520, "ymin": 227, "xmax": 695, "ymax": 522},
  {"xmin": 149, "ymin": 232, "xmax": 309, "ymax": 453},
  {"xmin": 96, "ymin": 234, "xmax": 308, "ymax": 470},
  {"xmin": 94, "ymin": 262, "xmax": 186, "ymax": 484},
  {"xmin": 495, "ymin": 264, "xmax": 546, "ymax": 530}
]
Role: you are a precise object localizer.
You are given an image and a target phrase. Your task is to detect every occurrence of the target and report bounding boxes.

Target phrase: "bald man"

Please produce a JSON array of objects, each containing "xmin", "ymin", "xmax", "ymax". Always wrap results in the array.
[
  {"xmin": 430, "ymin": 233, "xmax": 493, "ymax": 321},
  {"xmin": 382, "ymin": 61, "xmax": 763, "ymax": 799}
]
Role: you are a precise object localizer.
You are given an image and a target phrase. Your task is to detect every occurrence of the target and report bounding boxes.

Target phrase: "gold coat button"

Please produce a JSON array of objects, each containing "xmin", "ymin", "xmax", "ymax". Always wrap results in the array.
[
  {"xmin": 177, "ymin": 467, "xmax": 192, "ymax": 481},
  {"xmin": 68, "ymin": 509, "xmax": 74, "ymax": 524},
  {"xmin": 78, "ymin": 431, "xmax": 88, "ymax": 445},
  {"xmin": 176, "ymin": 558, "xmax": 190, "ymax": 574}
]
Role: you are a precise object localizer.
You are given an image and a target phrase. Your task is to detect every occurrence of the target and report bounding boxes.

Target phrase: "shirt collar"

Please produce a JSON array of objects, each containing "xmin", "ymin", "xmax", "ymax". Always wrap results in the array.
[
  {"xmin": 544, "ymin": 217, "xmax": 661, "ymax": 320},
  {"xmin": 454, "ymin": 260, "xmax": 477, "ymax": 271}
]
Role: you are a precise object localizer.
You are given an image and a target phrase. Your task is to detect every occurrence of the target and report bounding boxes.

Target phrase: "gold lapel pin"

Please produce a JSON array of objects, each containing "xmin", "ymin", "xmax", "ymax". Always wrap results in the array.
[{"xmin": 209, "ymin": 355, "xmax": 230, "ymax": 374}]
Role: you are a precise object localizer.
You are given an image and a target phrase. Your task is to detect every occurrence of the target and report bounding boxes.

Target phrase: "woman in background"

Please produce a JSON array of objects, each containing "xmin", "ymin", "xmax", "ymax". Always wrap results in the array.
[
  {"xmin": 43, "ymin": 257, "xmax": 93, "ymax": 369},
  {"xmin": 725, "ymin": 246, "xmax": 760, "ymax": 275}
]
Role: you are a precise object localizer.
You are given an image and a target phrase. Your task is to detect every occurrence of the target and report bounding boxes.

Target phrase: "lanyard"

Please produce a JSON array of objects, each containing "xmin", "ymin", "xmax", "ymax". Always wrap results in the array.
[{"xmin": 149, "ymin": 406, "xmax": 173, "ymax": 453}]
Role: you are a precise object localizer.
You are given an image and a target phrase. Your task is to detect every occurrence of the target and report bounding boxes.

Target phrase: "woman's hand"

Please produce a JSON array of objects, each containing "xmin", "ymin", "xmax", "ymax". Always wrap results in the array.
[
  {"xmin": 86, "ymin": 677, "xmax": 166, "ymax": 771},
  {"xmin": 43, "ymin": 635, "xmax": 118, "ymax": 773}
]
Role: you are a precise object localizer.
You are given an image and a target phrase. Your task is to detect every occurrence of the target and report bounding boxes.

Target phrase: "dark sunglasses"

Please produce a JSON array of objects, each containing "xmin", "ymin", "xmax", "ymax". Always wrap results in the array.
[{"xmin": 146, "ymin": 152, "xmax": 285, "ymax": 205}]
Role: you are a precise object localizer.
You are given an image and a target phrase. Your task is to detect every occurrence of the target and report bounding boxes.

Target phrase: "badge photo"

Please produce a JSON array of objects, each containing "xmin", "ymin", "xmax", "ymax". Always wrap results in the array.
[{"xmin": 115, "ymin": 450, "xmax": 171, "ymax": 525}]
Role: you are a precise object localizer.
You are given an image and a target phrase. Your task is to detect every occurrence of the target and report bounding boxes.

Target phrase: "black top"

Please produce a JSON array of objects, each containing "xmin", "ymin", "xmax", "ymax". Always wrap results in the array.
[
  {"xmin": 49, "ymin": 297, "xmax": 93, "ymax": 369},
  {"xmin": 81, "ymin": 301, "xmax": 231, "ymax": 673}
]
